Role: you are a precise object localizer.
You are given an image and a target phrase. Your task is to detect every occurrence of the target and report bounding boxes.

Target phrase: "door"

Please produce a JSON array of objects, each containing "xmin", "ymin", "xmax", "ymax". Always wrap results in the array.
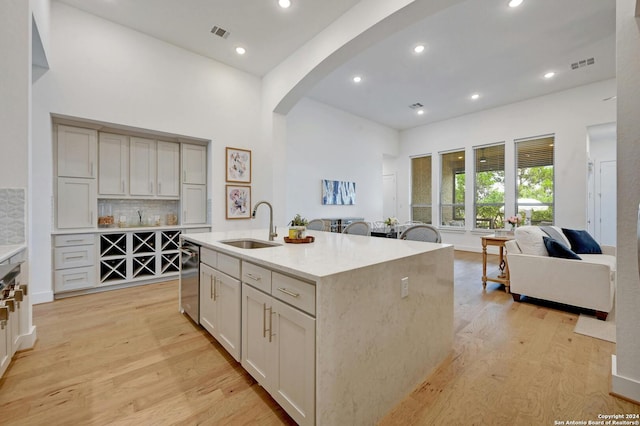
[
  {"xmin": 596, "ymin": 160, "xmax": 616, "ymax": 246},
  {"xmin": 215, "ymin": 270, "xmax": 241, "ymax": 361},
  {"xmin": 182, "ymin": 144, "xmax": 207, "ymax": 184},
  {"xmin": 57, "ymin": 177, "xmax": 97, "ymax": 229},
  {"xmin": 242, "ymin": 283, "xmax": 271, "ymax": 385},
  {"xmin": 57, "ymin": 125, "xmax": 97, "ymax": 178},
  {"xmin": 270, "ymin": 298, "xmax": 315, "ymax": 426},
  {"xmin": 157, "ymin": 141, "xmax": 180, "ymax": 197},
  {"xmin": 182, "ymin": 184, "xmax": 207, "ymax": 224},
  {"xmin": 383, "ymin": 174, "xmax": 397, "ymax": 219},
  {"xmin": 98, "ymin": 133, "xmax": 129, "ymax": 195},
  {"xmin": 130, "ymin": 137, "xmax": 156, "ymax": 196},
  {"xmin": 199, "ymin": 263, "xmax": 216, "ymax": 333}
]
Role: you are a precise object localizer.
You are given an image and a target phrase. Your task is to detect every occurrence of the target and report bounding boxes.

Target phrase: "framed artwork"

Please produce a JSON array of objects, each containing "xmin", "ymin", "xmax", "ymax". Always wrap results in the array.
[
  {"xmin": 322, "ymin": 179, "xmax": 356, "ymax": 205},
  {"xmin": 226, "ymin": 147, "xmax": 251, "ymax": 183},
  {"xmin": 226, "ymin": 185, "xmax": 251, "ymax": 219}
]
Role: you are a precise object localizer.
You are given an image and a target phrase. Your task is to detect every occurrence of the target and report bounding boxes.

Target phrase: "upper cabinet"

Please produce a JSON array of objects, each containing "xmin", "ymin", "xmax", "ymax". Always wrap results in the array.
[
  {"xmin": 130, "ymin": 137, "xmax": 157, "ymax": 196},
  {"xmin": 98, "ymin": 133, "xmax": 129, "ymax": 196},
  {"xmin": 57, "ymin": 125, "xmax": 97, "ymax": 178},
  {"xmin": 182, "ymin": 144, "xmax": 207, "ymax": 185},
  {"xmin": 157, "ymin": 141, "xmax": 180, "ymax": 197}
]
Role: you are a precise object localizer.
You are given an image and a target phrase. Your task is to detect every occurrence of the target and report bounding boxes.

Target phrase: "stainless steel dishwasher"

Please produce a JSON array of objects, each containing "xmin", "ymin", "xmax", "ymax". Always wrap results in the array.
[{"xmin": 179, "ymin": 241, "xmax": 200, "ymax": 323}]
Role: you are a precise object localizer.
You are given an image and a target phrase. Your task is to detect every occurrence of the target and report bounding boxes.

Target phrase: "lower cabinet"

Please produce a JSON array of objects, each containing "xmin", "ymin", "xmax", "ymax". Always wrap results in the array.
[
  {"xmin": 200, "ymin": 262, "xmax": 241, "ymax": 361},
  {"xmin": 241, "ymin": 281, "xmax": 316, "ymax": 426},
  {"xmin": 53, "ymin": 233, "xmax": 97, "ymax": 292}
]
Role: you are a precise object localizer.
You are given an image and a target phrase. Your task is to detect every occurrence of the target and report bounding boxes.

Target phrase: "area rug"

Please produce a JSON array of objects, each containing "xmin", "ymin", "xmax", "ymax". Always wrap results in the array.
[{"xmin": 574, "ymin": 307, "xmax": 616, "ymax": 343}]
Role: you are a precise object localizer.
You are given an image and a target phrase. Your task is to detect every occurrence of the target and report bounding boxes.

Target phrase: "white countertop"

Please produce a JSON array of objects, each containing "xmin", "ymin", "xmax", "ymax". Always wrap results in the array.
[
  {"xmin": 0, "ymin": 244, "xmax": 27, "ymax": 263},
  {"xmin": 51, "ymin": 224, "xmax": 211, "ymax": 235},
  {"xmin": 182, "ymin": 229, "xmax": 451, "ymax": 281}
]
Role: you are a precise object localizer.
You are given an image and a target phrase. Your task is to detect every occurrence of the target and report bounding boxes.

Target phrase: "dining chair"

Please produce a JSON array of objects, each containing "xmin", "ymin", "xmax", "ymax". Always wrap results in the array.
[
  {"xmin": 307, "ymin": 219, "xmax": 326, "ymax": 231},
  {"xmin": 399, "ymin": 224, "xmax": 441, "ymax": 243},
  {"xmin": 342, "ymin": 221, "xmax": 371, "ymax": 236}
]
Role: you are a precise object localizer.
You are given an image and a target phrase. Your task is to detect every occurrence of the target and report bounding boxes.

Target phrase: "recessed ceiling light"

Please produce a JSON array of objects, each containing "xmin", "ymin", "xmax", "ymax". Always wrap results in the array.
[
  {"xmin": 235, "ymin": 47, "xmax": 246, "ymax": 55},
  {"xmin": 278, "ymin": 0, "xmax": 291, "ymax": 8},
  {"xmin": 352, "ymin": 76, "xmax": 362, "ymax": 83},
  {"xmin": 544, "ymin": 71, "xmax": 555, "ymax": 79},
  {"xmin": 508, "ymin": 0, "xmax": 523, "ymax": 7},
  {"xmin": 417, "ymin": 109, "xmax": 425, "ymax": 115},
  {"xmin": 471, "ymin": 93, "xmax": 480, "ymax": 100},
  {"xmin": 414, "ymin": 44, "xmax": 425, "ymax": 54}
]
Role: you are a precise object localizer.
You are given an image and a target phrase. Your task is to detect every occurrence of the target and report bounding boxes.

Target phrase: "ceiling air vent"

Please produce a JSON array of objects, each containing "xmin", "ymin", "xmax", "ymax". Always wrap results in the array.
[
  {"xmin": 570, "ymin": 57, "xmax": 595, "ymax": 70},
  {"xmin": 409, "ymin": 103, "xmax": 424, "ymax": 110},
  {"xmin": 210, "ymin": 25, "xmax": 230, "ymax": 39}
]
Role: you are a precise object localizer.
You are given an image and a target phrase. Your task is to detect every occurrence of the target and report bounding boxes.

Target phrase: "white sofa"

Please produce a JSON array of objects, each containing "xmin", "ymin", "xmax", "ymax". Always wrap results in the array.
[{"xmin": 505, "ymin": 226, "xmax": 615, "ymax": 320}]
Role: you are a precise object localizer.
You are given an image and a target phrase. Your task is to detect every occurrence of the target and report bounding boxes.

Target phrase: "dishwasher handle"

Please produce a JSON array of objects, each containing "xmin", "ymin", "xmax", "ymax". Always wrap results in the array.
[{"xmin": 180, "ymin": 248, "xmax": 199, "ymax": 258}]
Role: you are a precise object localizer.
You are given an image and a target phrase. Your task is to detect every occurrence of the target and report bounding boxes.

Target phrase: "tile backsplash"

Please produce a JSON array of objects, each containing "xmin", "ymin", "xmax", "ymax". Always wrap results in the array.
[
  {"xmin": 98, "ymin": 199, "xmax": 179, "ymax": 227},
  {"xmin": 0, "ymin": 188, "xmax": 26, "ymax": 245}
]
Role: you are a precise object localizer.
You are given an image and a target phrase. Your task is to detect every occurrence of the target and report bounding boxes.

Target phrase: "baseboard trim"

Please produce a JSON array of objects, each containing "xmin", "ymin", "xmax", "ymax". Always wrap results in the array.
[
  {"xmin": 611, "ymin": 355, "xmax": 640, "ymax": 404},
  {"xmin": 17, "ymin": 326, "xmax": 37, "ymax": 351},
  {"xmin": 31, "ymin": 290, "xmax": 54, "ymax": 305}
]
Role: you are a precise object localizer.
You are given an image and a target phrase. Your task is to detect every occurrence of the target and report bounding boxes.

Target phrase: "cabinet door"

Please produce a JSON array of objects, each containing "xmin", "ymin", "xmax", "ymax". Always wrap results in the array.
[
  {"xmin": 57, "ymin": 177, "xmax": 97, "ymax": 229},
  {"xmin": 242, "ymin": 283, "xmax": 271, "ymax": 385},
  {"xmin": 130, "ymin": 137, "xmax": 156, "ymax": 196},
  {"xmin": 200, "ymin": 263, "xmax": 217, "ymax": 336},
  {"xmin": 182, "ymin": 184, "xmax": 207, "ymax": 224},
  {"xmin": 157, "ymin": 141, "xmax": 180, "ymax": 197},
  {"xmin": 98, "ymin": 133, "xmax": 129, "ymax": 195},
  {"xmin": 54, "ymin": 266, "xmax": 97, "ymax": 292},
  {"xmin": 182, "ymin": 144, "xmax": 207, "ymax": 184},
  {"xmin": 0, "ymin": 308, "xmax": 9, "ymax": 377},
  {"xmin": 57, "ymin": 125, "xmax": 97, "ymax": 178},
  {"xmin": 215, "ymin": 270, "xmax": 241, "ymax": 361},
  {"xmin": 270, "ymin": 298, "xmax": 316, "ymax": 426}
]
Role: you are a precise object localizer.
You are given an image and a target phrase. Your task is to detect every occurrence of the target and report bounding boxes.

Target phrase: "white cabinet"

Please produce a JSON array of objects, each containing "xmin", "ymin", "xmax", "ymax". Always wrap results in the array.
[
  {"xmin": 200, "ymin": 249, "xmax": 241, "ymax": 361},
  {"xmin": 57, "ymin": 177, "xmax": 97, "ymax": 229},
  {"xmin": 182, "ymin": 184, "xmax": 207, "ymax": 224},
  {"xmin": 0, "ymin": 304, "xmax": 10, "ymax": 376},
  {"xmin": 130, "ymin": 137, "xmax": 156, "ymax": 196},
  {"xmin": 57, "ymin": 125, "xmax": 97, "ymax": 178},
  {"xmin": 98, "ymin": 132, "xmax": 129, "ymax": 195},
  {"xmin": 157, "ymin": 141, "xmax": 180, "ymax": 197},
  {"xmin": 53, "ymin": 233, "xmax": 97, "ymax": 293},
  {"xmin": 242, "ymin": 270, "xmax": 316, "ymax": 426},
  {"xmin": 182, "ymin": 144, "xmax": 207, "ymax": 184}
]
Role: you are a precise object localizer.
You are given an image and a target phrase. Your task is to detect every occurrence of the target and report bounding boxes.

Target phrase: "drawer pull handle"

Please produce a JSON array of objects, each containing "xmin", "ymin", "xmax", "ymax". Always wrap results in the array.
[
  {"xmin": 66, "ymin": 239, "xmax": 84, "ymax": 243},
  {"xmin": 66, "ymin": 277, "xmax": 85, "ymax": 282},
  {"xmin": 277, "ymin": 287, "xmax": 299, "ymax": 298},
  {"xmin": 65, "ymin": 255, "xmax": 85, "ymax": 260},
  {"xmin": 246, "ymin": 273, "xmax": 261, "ymax": 281}
]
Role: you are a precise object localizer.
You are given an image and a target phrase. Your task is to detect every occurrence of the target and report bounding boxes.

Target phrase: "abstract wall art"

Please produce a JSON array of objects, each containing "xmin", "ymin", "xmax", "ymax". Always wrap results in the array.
[{"xmin": 321, "ymin": 179, "xmax": 356, "ymax": 205}]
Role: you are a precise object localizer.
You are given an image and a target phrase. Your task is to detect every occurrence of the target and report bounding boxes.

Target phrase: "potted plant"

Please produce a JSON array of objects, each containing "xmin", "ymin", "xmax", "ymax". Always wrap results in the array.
[
  {"xmin": 384, "ymin": 217, "xmax": 399, "ymax": 232},
  {"xmin": 288, "ymin": 214, "xmax": 309, "ymax": 239}
]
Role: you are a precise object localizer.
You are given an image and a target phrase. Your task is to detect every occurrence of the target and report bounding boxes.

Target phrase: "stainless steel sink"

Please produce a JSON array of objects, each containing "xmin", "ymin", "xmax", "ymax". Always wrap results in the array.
[{"xmin": 220, "ymin": 239, "xmax": 281, "ymax": 249}]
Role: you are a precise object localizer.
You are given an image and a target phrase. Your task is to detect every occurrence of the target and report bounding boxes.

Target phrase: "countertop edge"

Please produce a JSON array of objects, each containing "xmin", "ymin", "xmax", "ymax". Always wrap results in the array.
[{"xmin": 0, "ymin": 244, "xmax": 27, "ymax": 263}]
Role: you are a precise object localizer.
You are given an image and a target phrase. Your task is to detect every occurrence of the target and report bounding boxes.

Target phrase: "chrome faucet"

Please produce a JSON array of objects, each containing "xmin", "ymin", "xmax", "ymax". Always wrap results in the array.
[{"xmin": 251, "ymin": 201, "xmax": 277, "ymax": 241}]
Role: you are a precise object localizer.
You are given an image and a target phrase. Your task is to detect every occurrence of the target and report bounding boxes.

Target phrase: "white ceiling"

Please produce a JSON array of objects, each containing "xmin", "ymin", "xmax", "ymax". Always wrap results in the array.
[{"xmin": 55, "ymin": 0, "xmax": 616, "ymax": 131}]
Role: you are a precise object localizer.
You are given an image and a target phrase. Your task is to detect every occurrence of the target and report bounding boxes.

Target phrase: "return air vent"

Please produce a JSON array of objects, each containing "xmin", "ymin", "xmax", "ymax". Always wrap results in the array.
[
  {"xmin": 409, "ymin": 103, "xmax": 424, "ymax": 110},
  {"xmin": 210, "ymin": 25, "xmax": 230, "ymax": 39},
  {"xmin": 570, "ymin": 57, "xmax": 595, "ymax": 70}
]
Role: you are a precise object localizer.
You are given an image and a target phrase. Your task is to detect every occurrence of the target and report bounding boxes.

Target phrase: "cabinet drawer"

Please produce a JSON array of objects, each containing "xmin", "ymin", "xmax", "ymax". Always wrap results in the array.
[
  {"xmin": 200, "ymin": 247, "xmax": 217, "ymax": 268},
  {"xmin": 242, "ymin": 262, "xmax": 272, "ymax": 294},
  {"xmin": 272, "ymin": 272, "xmax": 315, "ymax": 316},
  {"xmin": 54, "ymin": 246, "xmax": 96, "ymax": 270},
  {"xmin": 217, "ymin": 253, "xmax": 240, "ymax": 279},
  {"xmin": 54, "ymin": 266, "xmax": 97, "ymax": 292},
  {"xmin": 55, "ymin": 234, "xmax": 95, "ymax": 247}
]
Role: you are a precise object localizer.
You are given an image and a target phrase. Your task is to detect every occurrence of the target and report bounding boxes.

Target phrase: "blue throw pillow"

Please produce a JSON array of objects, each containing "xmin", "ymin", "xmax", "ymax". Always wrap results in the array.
[
  {"xmin": 543, "ymin": 236, "xmax": 582, "ymax": 260},
  {"xmin": 561, "ymin": 228, "xmax": 602, "ymax": 254}
]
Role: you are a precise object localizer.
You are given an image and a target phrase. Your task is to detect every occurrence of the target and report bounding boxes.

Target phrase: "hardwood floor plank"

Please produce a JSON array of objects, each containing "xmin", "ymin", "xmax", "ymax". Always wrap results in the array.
[{"xmin": 1, "ymin": 252, "xmax": 637, "ymax": 425}]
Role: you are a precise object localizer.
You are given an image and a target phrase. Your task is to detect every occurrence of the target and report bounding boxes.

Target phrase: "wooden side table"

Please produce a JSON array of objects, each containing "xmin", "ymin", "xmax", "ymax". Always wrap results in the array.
[{"xmin": 481, "ymin": 234, "xmax": 515, "ymax": 292}]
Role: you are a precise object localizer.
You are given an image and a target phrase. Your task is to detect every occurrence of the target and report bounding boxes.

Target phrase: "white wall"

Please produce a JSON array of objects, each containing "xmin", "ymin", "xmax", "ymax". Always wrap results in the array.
[
  {"xmin": 30, "ymin": 3, "xmax": 264, "ymax": 303},
  {"xmin": 398, "ymin": 79, "xmax": 616, "ymax": 251},
  {"xmin": 612, "ymin": 0, "xmax": 640, "ymax": 403},
  {"xmin": 285, "ymin": 98, "xmax": 399, "ymax": 223}
]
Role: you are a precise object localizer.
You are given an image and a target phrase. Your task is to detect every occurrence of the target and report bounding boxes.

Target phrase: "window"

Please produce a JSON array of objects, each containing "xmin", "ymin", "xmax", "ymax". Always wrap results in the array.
[
  {"xmin": 515, "ymin": 136, "xmax": 554, "ymax": 225},
  {"xmin": 474, "ymin": 144, "xmax": 505, "ymax": 229},
  {"xmin": 440, "ymin": 150, "xmax": 465, "ymax": 227},
  {"xmin": 410, "ymin": 155, "xmax": 432, "ymax": 223}
]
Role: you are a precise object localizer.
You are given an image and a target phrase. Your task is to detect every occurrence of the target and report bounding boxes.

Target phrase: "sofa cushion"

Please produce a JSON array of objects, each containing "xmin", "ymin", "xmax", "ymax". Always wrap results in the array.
[
  {"xmin": 541, "ymin": 225, "xmax": 571, "ymax": 248},
  {"xmin": 514, "ymin": 226, "xmax": 549, "ymax": 256},
  {"xmin": 562, "ymin": 228, "xmax": 602, "ymax": 254},
  {"xmin": 581, "ymin": 254, "xmax": 617, "ymax": 272},
  {"xmin": 543, "ymin": 236, "xmax": 582, "ymax": 260}
]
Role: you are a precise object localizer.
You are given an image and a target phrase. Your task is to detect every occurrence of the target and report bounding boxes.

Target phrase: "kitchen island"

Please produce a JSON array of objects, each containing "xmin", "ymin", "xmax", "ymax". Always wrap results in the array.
[{"xmin": 182, "ymin": 229, "xmax": 454, "ymax": 425}]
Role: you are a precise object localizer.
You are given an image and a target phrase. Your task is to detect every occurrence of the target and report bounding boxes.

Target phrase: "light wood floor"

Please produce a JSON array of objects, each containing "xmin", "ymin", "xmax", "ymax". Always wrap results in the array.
[{"xmin": 1, "ymin": 251, "xmax": 638, "ymax": 425}]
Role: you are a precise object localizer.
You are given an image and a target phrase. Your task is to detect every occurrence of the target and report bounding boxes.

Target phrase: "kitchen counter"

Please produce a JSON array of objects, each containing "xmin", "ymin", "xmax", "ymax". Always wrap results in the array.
[
  {"xmin": 182, "ymin": 228, "xmax": 447, "ymax": 281},
  {"xmin": 0, "ymin": 244, "xmax": 27, "ymax": 263},
  {"xmin": 52, "ymin": 224, "xmax": 210, "ymax": 235},
  {"xmin": 183, "ymin": 229, "xmax": 454, "ymax": 425}
]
